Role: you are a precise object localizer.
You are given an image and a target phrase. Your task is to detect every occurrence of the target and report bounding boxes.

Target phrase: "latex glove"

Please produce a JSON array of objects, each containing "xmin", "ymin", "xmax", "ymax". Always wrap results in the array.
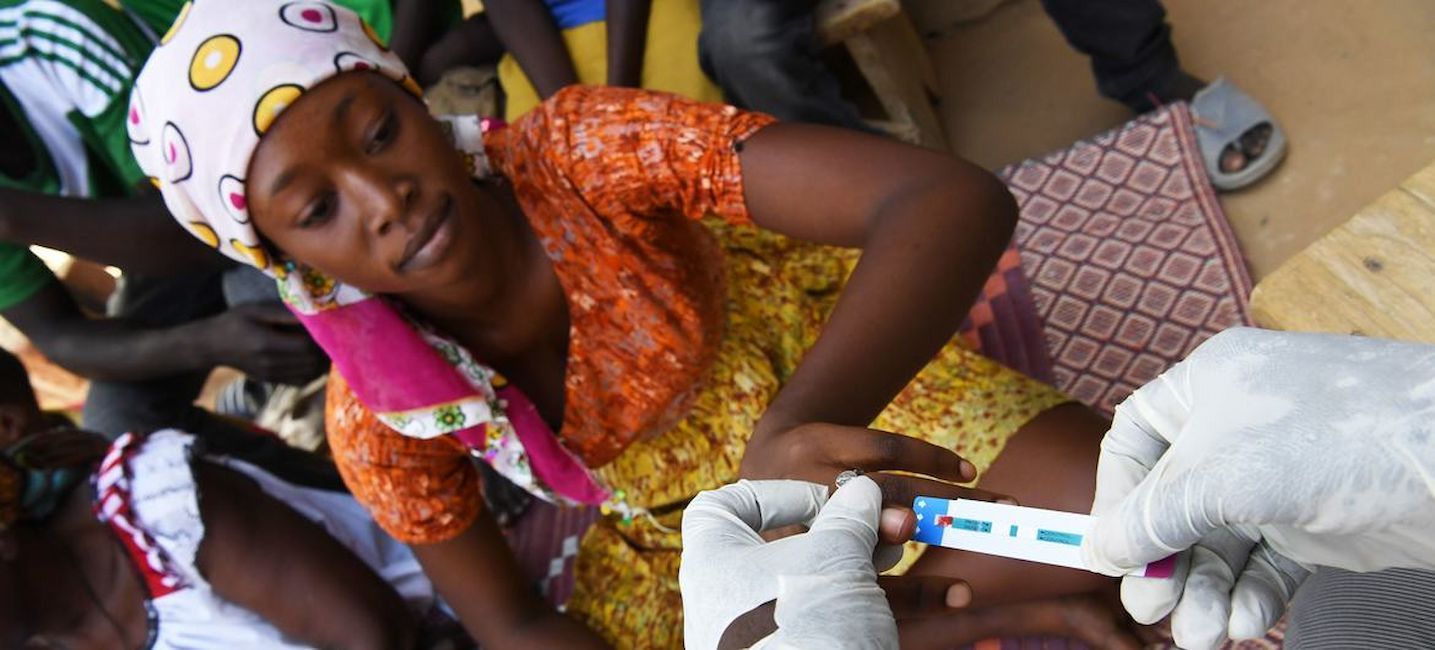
[
  {"xmin": 1080, "ymin": 327, "xmax": 1435, "ymax": 650},
  {"xmin": 680, "ymin": 477, "xmax": 897, "ymax": 650}
]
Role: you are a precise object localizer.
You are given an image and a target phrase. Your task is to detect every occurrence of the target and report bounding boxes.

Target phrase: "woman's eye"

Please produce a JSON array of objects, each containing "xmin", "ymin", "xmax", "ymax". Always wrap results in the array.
[
  {"xmin": 298, "ymin": 193, "xmax": 336, "ymax": 228},
  {"xmin": 366, "ymin": 113, "xmax": 397, "ymax": 154}
]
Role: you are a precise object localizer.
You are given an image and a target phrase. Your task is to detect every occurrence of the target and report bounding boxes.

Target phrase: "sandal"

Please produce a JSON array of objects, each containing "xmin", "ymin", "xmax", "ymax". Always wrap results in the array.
[{"xmin": 1190, "ymin": 76, "xmax": 1288, "ymax": 191}]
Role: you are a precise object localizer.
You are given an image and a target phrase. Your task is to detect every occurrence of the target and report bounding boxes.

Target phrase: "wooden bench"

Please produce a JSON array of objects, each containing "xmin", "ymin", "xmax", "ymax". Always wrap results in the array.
[
  {"xmin": 1250, "ymin": 159, "xmax": 1435, "ymax": 342},
  {"xmin": 815, "ymin": 0, "xmax": 947, "ymax": 150}
]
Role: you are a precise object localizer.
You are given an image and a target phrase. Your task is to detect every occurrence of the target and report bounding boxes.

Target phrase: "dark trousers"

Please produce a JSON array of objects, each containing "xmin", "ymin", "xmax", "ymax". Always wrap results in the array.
[
  {"xmin": 696, "ymin": 0, "xmax": 1182, "ymax": 127},
  {"xmin": 697, "ymin": 0, "xmax": 872, "ymax": 131},
  {"xmin": 1039, "ymin": 0, "xmax": 1182, "ymax": 112}
]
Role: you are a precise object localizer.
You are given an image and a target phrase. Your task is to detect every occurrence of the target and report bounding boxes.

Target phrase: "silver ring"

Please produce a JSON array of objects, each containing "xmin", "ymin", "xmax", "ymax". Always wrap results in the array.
[{"xmin": 834, "ymin": 468, "xmax": 864, "ymax": 487}]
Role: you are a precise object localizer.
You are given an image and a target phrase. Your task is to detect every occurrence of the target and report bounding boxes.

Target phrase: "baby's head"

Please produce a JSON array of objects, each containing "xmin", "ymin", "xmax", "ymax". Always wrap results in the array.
[{"xmin": 131, "ymin": 1, "xmax": 486, "ymax": 298}]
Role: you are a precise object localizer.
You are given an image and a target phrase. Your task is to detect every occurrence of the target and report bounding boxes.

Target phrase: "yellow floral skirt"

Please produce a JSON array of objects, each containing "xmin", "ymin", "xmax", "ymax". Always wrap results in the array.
[{"xmin": 566, "ymin": 224, "xmax": 1068, "ymax": 647}]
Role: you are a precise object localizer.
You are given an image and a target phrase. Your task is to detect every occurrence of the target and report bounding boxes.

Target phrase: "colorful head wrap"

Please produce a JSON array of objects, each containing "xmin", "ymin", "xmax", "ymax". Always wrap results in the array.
[{"xmin": 128, "ymin": 1, "xmax": 609, "ymax": 506}]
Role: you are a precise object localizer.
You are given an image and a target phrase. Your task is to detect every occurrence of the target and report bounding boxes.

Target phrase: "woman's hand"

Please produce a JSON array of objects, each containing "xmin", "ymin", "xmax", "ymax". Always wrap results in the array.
[
  {"xmin": 738, "ymin": 423, "xmax": 997, "ymax": 620},
  {"xmin": 741, "ymin": 421, "xmax": 1009, "ymax": 541}
]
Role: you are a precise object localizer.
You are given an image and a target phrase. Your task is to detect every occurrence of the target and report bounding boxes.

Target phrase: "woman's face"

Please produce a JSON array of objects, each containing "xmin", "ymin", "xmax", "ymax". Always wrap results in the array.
[{"xmin": 247, "ymin": 71, "xmax": 485, "ymax": 295}]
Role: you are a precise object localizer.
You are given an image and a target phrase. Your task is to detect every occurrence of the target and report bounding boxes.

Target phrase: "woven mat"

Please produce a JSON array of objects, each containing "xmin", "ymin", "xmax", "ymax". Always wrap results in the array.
[{"xmin": 999, "ymin": 101, "xmax": 1255, "ymax": 418}]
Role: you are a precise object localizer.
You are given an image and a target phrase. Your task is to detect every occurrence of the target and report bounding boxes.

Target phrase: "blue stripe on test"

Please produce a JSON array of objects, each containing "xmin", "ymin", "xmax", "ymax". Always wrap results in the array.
[{"xmin": 1036, "ymin": 529, "xmax": 1084, "ymax": 546}]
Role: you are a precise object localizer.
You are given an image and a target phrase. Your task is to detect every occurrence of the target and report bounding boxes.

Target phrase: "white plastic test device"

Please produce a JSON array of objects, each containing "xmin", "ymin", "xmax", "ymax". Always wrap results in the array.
[{"xmin": 911, "ymin": 496, "xmax": 1175, "ymax": 578}]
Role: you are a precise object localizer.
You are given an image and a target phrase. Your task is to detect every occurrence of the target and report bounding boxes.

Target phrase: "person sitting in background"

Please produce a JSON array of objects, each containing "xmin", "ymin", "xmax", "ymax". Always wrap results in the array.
[
  {"xmin": 0, "ymin": 346, "xmax": 465, "ymax": 649},
  {"xmin": 0, "ymin": 0, "xmax": 328, "ymax": 441},
  {"xmin": 698, "ymin": 0, "xmax": 1284, "ymax": 190},
  {"xmin": 484, "ymin": 0, "xmax": 723, "ymax": 121}
]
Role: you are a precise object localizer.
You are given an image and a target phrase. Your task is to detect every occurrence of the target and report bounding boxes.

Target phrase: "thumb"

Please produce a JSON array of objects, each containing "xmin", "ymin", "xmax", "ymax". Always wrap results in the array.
[
  {"xmin": 808, "ymin": 476, "xmax": 882, "ymax": 550},
  {"xmin": 683, "ymin": 480, "xmax": 828, "ymax": 555}
]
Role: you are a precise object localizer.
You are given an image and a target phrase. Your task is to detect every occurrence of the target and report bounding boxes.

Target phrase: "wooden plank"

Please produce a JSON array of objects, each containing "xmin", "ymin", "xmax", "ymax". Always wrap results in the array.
[
  {"xmin": 815, "ymin": 0, "xmax": 902, "ymax": 46},
  {"xmin": 1250, "ymin": 160, "xmax": 1435, "ymax": 342},
  {"xmin": 844, "ymin": 15, "xmax": 947, "ymax": 150}
]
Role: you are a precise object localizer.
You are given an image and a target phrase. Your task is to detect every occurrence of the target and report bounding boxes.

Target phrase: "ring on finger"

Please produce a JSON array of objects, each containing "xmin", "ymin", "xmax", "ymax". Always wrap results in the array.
[{"xmin": 834, "ymin": 468, "xmax": 864, "ymax": 487}]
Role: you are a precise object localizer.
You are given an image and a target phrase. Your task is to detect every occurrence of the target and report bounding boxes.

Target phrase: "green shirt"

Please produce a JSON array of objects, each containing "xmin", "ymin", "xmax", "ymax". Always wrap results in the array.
[{"xmin": 0, "ymin": 0, "xmax": 154, "ymax": 310}]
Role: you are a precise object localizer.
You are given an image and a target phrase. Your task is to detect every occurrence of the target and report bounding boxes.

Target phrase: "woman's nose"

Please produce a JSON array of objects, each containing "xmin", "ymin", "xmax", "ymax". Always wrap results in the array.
[{"xmin": 353, "ymin": 169, "xmax": 416, "ymax": 236}]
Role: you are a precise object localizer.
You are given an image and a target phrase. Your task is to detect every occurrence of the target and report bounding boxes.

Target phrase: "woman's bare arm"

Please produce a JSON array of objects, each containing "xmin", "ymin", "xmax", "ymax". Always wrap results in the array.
[
  {"xmin": 734, "ymin": 123, "xmax": 1017, "ymax": 478},
  {"xmin": 194, "ymin": 462, "xmax": 419, "ymax": 650},
  {"xmin": 739, "ymin": 123, "xmax": 1016, "ymax": 435},
  {"xmin": 412, "ymin": 512, "xmax": 608, "ymax": 648}
]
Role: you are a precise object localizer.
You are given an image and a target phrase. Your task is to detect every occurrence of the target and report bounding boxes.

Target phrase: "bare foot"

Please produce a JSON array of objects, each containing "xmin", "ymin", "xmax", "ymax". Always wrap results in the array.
[{"xmin": 896, "ymin": 591, "xmax": 1146, "ymax": 650}]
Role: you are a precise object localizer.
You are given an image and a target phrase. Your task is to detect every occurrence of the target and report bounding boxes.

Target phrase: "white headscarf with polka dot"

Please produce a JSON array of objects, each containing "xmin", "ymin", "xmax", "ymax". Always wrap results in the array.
[{"xmin": 127, "ymin": 0, "xmax": 613, "ymax": 508}]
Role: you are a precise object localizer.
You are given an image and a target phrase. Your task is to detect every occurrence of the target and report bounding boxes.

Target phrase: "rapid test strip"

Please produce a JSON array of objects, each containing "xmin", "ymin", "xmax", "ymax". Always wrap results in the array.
[{"xmin": 911, "ymin": 496, "xmax": 1175, "ymax": 579}]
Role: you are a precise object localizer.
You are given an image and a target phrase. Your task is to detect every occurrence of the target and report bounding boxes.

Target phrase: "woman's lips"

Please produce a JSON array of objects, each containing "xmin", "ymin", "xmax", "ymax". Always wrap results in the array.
[{"xmin": 398, "ymin": 197, "xmax": 454, "ymax": 272}]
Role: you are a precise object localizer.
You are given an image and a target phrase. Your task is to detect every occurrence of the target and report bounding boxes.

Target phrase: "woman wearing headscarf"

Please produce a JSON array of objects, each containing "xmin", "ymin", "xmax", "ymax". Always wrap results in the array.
[
  {"xmin": 129, "ymin": 1, "xmax": 1141, "ymax": 647},
  {"xmin": 0, "ymin": 347, "xmax": 464, "ymax": 649}
]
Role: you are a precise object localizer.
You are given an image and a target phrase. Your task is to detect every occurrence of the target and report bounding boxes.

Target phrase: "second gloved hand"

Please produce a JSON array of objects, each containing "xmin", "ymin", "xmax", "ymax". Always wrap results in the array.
[{"xmin": 1080, "ymin": 328, "xmax": 1435, "ymax": 650}]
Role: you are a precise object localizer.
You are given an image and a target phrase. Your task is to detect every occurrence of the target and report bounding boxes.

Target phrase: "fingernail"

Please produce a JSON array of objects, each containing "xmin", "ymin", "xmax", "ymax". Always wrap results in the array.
[
  {"xmin": 959, "ymin": 460, "xmax": 977, "ymax": 481},
  {"xmin": 997, "ymin": 496, "xmax": 1019, "ymax": 506},
  {"xmin": 945, "ymin": 583, "xmax": 972, "ymax": 608},
  {"xmin": 880, "ymin": 508, "xmax": 908, "ymax": 535}
]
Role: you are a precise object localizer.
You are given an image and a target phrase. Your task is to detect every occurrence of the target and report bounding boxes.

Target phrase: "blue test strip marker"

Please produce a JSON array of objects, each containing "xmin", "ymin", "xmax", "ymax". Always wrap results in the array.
[
  {"xmin": 1036, "ymin": 529, "xmax": 1084, "ymax": 546},
  {"xmin": 911, "ymin": 497, "xmax": 945, "ymax": 545}
]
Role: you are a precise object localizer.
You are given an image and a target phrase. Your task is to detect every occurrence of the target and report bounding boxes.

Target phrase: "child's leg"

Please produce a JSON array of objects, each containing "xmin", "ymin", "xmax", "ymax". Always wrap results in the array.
[{"xmin": 902, "ymin": 402, "xmax": 1143, "ymax": 648}]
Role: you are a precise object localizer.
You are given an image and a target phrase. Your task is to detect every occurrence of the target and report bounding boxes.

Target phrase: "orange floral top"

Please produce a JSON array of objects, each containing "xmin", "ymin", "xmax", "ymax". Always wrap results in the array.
[{"xmin": 326, "ymin": 86, "xmax": 776, "ymax": 543}]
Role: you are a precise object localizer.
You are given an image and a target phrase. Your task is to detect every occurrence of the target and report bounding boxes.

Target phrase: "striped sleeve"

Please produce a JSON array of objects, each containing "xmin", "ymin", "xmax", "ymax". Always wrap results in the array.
[{"xmin": 0, "ymin": 0, "xmax": 151, "ymax": 117}]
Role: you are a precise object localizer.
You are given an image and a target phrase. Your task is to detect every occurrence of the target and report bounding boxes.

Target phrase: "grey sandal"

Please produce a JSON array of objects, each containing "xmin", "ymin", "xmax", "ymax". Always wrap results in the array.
[{"xmin": 1191, "ymin": 77, "xmax": 1288, "ymax": 191}]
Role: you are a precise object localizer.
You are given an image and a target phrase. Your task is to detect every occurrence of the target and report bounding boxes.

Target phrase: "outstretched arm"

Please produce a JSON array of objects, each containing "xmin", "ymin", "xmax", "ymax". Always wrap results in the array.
[
  {"xmin": 731, "ymin": 123, "xmax": 1017, "ymax": 507},
  {"xmin": 738, "ymin": 123, "xmax": 1016, "ymax": 437},
  {"xmin": 0, "ymin": 188, "xmax": 226, "ymax": 276},
  {"xmin": 194, "ymin": 461, "xmax": 418, "ymax": 650},
  {"xmin": 3, "ymin": 283, "xmax": 326, "ymax": 384}
]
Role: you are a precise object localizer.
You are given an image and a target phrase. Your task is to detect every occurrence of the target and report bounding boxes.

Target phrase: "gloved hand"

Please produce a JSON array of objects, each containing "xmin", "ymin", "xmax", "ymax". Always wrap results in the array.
[
  {"xmin": 1080, "ymin": 327, "xmax": 1435, "ymax": 650},
  {"xmin": 680, "ymin": 477, "xmax": 898, "ymax": 650}
]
